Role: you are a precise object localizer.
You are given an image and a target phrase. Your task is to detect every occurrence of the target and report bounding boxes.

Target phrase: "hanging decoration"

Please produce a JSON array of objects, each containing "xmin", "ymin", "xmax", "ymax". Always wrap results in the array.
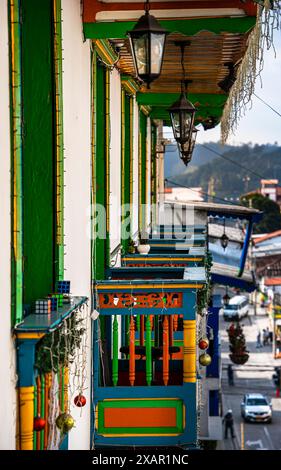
[
  {"xmin": 55, "ymin": 413, "xmax": 75, "ymax": 434},
  {"xmin": 197, "ymin": 251, "xmax": 213, "ymax": 316},
  {"xmin": 34, "ymin": 416, "xmax": 46, "ymax": 432},
  {"xmin": 199, "ymin": 353, "xmax": 212, "ymax": 366},
  {"xmin": 33, "ymin": 302, "xmax": 89, "ymax": 448},
  {"xmin": 74, "ymin": 394, "xmax": 87, "ymax": 408},
  {"xmin": 221, "ymin": 2, "xmax": 281, "ymax": 143},
  {"xmin": 227, "ymin": 322, "xmax": 249, "ymax": 365},
  {"xmin": 199, "ymin": 337, "xmax": 209, "ymax": 350},
  {"xmin": 34, "ymin": 309, "xmax": 86, "ymax": 374}
]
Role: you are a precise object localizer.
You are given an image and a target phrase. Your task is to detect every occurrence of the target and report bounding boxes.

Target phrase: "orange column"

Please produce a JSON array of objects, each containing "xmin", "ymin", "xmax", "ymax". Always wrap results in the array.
[
  {"xmin": 173, "ymin": 314, "xmax": 178, "ymax": 331},
  {"xmin": 129, "ymin": 316, "xmax": 135, "ymax": 386}
]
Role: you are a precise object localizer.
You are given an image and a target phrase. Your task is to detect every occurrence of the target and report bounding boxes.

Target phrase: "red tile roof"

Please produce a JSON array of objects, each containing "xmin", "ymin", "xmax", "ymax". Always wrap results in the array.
[
  {"xmin": 254, "ymin": 230, "xmax": 281, "ymax": 245},
  {"xmin": 265, "ymin": 278, "xmax": 281, "ymax": 286}
]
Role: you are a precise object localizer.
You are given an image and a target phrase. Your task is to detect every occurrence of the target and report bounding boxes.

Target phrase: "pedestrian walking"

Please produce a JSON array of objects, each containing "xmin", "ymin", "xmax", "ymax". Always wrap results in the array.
[
  {"xmin": 256, "ymin": 330, "xmax": 262, "ymax": 348},
  {"xmin": 263, "ymin": 328, "xmax": 269, "ymax": 346},
  {"xmin": 227, "ymin": 364, "xmax": 234, "ymax": 386},
  {"xmin": 223, "ymin": 409, "xmax": 235, "ymax": 439}
]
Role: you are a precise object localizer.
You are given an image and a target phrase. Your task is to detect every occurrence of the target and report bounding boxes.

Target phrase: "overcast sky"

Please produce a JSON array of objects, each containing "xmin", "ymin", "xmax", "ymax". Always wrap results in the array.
[{"xmin": 164, "ymin": 29, "xmax": 281, "ymax": 146}]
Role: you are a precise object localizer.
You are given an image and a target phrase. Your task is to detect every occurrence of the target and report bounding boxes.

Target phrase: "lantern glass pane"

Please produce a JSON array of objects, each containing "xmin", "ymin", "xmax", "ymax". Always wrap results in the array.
[
  {"xmin": 150, "ymin": 33, "xmax": 165, "ymax": 74},
  {"xmin": 133, "ymin": 34, "xmax": 148, "ymax": 76},
  {"xmin": 179, "ymin": 112, "xmax": 192, "ymax": 141},
  {"xmin": 171, "ymin": 112, "xmax": 180, "ymax": 140}
]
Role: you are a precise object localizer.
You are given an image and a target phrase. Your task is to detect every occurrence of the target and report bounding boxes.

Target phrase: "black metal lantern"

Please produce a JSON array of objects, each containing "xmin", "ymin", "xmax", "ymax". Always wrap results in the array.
[
  {"xmin": 169, "ymin": 41, "xmax": 196, "ymax": 158},
  {"xmin": 221, "ymin": 218, "xmax": 229, "ymax": 250},
  {"xmin": 127, "ymin": 0, "xmax": 168, "ymax": 88},
  {"xmin": 177, "ymin": 127, "xmax": 198, "ymax": 166}
]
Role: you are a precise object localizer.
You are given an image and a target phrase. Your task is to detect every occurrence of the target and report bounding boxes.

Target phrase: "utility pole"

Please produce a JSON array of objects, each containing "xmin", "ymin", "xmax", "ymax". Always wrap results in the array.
[
  {"xmin": 243, "ymin": 175, "xmax": 251, "ymax": 194},
  {"xmin": 208, "ymin": 177, "xmax": 215, "ymax": 203}
]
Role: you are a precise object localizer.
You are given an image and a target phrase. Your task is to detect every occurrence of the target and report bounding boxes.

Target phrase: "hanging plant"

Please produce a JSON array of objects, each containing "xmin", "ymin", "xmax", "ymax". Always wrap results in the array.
[
  {"xmin": 227, "ymin": 322, "xmax": 249, "ymax": 365},
  {"xmin": 35, "ymin": 314, "xmax": 86, "ymax": 374},
  {"xmin": 197, "ymin": 251, "xmax": 213, "ymax": 315}
]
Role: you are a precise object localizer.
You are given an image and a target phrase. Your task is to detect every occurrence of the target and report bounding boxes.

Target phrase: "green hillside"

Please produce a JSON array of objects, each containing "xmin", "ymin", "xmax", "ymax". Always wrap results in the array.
[{"xmin": 166, "ymin": 143, "xmax": 281, "ymax": 200}]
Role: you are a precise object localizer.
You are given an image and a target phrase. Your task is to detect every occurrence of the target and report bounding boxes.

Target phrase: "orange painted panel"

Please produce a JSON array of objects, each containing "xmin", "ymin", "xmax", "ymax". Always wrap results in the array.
[{"xmin": 104, "ymin": 407, "xmax": 177, "ymax": 428}]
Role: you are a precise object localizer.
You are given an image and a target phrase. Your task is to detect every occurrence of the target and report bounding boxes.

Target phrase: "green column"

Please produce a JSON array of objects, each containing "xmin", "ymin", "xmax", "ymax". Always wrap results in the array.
[
  {"xmin": 21, "ymin": 0, "xmax": 55, "ymax": 305},
  {"xmin": 9, "ymin": 0, "xmax": 23, "ymax": 325}
]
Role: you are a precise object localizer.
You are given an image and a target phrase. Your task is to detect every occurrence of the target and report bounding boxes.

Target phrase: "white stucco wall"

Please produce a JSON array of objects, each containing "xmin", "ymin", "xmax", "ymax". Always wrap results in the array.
[
  {"xmin": 0, "ymin": 1, "xmax": 17, "ymax": 450},
  {"xmin": 109, "ymin": 68, "xmax": 121, "ymax": 253},
  {"xmin": 146, "ymin": 117, "xmax": 152, "ymax": 230},
  {"xmin": 62, "ymin": 0, "xmax": 92, "ymax": 450},
  {"xmin": 132, "ymin": 98, "xmax": 139, "ymax": 238}
]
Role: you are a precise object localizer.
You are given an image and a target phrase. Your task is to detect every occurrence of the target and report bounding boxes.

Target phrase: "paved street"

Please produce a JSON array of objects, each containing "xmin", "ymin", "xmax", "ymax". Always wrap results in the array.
[{"xmin": 219, "ymin": 305, "xmax": 281, "ymax": 450}]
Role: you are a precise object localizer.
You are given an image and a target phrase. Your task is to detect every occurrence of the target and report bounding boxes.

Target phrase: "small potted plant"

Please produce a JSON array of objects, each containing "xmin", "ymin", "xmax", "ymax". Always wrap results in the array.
[
  {"xmin": 137, "ymin": 230, "xmax": 150, "ymax": 255},
  {"xmin": 127, "ymin": 238, "xmax": 136, "ymax": 254}
]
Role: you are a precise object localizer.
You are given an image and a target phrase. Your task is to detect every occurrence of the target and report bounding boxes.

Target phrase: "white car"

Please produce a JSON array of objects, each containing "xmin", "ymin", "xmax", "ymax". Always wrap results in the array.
[
  {"xmin": 223, "ymin": 295, "xmax": 249, "ymax": 321},
  {"xmin": 241, "ymin": 393, "xmax": 272, "ymax": 423}
]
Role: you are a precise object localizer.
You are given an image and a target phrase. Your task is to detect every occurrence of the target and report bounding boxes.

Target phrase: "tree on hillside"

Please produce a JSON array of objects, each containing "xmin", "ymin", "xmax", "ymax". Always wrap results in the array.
[{"xmin": 240, "ymin": 193, "xmax": 281, "ymax": 234}]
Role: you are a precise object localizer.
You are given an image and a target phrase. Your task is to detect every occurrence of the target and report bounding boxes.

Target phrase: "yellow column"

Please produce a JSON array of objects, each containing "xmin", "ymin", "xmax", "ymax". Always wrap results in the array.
[
  {"xmin": 183, "ymin": 320, "xmax": 196, "ymax": 383},
  {"xmin": 18, "ymin": 386, "xmax": 34, "ymax": 450}
]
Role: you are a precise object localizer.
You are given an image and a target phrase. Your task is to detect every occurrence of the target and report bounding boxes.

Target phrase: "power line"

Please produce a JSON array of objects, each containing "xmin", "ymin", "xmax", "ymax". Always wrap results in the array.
[
  {"xmin": 200, "ymin": 144, "xmax": 270, "ymax": 182},
  {"xmin": 253, "ymin": 93, "xmax": 281, "ymax": 119},
  {"xmin": 164, "ymin": 177, "xmax": 241, "ymax": 206}
]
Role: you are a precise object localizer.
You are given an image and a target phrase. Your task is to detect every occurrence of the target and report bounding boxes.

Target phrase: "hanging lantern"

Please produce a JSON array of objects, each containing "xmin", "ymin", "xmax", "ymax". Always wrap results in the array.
[
  {"xmin": 169, "ymin": 41, "xmax": 196, "ymax": 163},
  {"xmin": 177, "ymin": 127, "xmax": 198, "ymax": 166},
  {"xmin": 199, "ymin": 353, "xmax": 212, "ymax": 366},
  {"xmin": 74, "ymin": 394, "xmax": 87, "ymax": 408},
  {"xmin": 202, "ymin": 116, "xmax": 219, "ymax": 130},
  {"xmin": 199, "ymin": 337, "xmax": 209, "ymax": 350},
  {"xmin": 127, "ymin": 0, "xmax": 168, "ymax": 88},
  {"xmin": 34, "ymin": 416, "xmax": 46, "ymax": 432},
  {"xmin": 221, "ymin": 218, "xmax": 229, "ymax": 250}
]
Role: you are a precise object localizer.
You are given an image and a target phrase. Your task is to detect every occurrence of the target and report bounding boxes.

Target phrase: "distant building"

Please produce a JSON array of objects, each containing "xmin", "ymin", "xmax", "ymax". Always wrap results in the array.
[
  {"xmin": 164, "ymin": 186, "xmax": 204, "ymax": 203},
  {"xmin": 252, "ymin": 230, "xmax": 281, "ymax": 293},
  {"xmin": 244, "ymin": 179, "xmax": 281, "ymax": 209}
]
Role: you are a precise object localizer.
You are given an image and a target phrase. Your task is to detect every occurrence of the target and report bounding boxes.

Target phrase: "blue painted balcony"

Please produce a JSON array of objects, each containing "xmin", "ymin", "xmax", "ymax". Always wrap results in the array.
[{"xmin": 92, "ymin": 265, "xmax": 206, "ymax": 449}]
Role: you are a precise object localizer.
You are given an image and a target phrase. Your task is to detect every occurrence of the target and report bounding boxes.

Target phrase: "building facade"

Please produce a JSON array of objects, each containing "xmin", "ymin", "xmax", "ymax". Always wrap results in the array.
[{"xmin": 0, "ymin": 0, "xmax": 262, "ymax": 451}]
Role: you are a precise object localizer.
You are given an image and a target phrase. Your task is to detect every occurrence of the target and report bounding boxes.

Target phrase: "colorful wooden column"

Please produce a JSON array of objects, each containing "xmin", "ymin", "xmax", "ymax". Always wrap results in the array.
[
  {"xmin": 183, "ymin": 320, "xmax": 196, "ymax": 383},
  {"xmin": 173, "ymin": 314, "xmax": 179, "ymax": 331},
  {"xmin": 163, "ymin": 316, "xmax": 169, "ymax": 386},
  {"xmin": 16, "ymin": 333, "xmax": 45, "ymax": 450},
  {"xmin": 129, "ymin": 316, "xmax": 135, "ymax": 386}
]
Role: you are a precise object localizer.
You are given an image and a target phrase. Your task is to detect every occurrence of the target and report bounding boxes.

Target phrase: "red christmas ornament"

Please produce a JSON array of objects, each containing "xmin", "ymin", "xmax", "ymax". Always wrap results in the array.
[
  {"xmin": 74, "ymin": 394, "xmax": 86, "ymax": 407},
  {"xmin": 199, "ymin": 337, "xmax": 209, "ymax": 350},
  {"xmin": 34, "ymin": 416, "xmax": 46, "ymax": 431}
]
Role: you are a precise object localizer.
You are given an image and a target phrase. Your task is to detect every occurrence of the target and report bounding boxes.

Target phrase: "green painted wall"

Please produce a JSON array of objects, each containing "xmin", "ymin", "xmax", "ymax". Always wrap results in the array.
[
  {"xmin": 21, "ymin": 0, "xmax": 55, "ymax": 305},
  {"xmin": 94, "ymin": 61, "xmax": 107, "ymax": 280}
]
